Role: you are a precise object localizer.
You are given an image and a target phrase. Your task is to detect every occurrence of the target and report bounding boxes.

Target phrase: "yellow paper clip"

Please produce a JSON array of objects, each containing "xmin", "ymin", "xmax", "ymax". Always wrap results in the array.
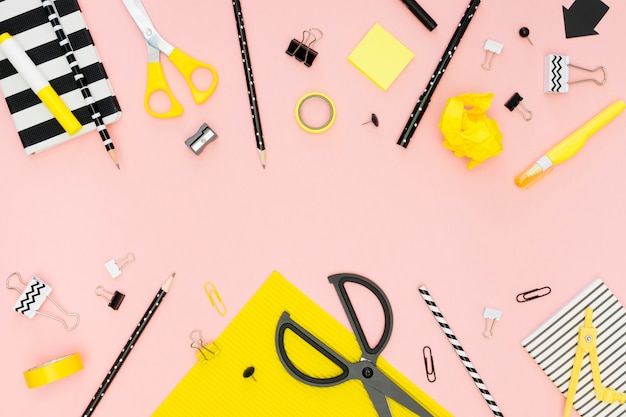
[{"xmin": 204, "ymin": 281, "xmax": 227, "ymax": 316}]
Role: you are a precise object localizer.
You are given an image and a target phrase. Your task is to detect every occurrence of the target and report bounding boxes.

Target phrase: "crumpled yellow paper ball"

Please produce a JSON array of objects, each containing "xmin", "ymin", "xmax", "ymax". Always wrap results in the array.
[{"xmin": 439, "ymin": 93, "xmax": 503, "ymax": 169}]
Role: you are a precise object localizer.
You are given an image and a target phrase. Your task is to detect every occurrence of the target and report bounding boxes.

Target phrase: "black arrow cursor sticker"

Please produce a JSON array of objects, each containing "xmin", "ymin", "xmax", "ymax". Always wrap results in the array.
[{"xmin": 563, "ymin": 0, "xmax": 609, "ymax": 38}]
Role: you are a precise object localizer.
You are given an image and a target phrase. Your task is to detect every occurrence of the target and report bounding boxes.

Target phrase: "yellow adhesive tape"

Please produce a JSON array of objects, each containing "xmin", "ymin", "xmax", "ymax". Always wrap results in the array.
[
  {"xmin": 295, "ymin": 92, "xmax": 336, "ymax": 133},
  {"xmin": 23, "ymin": 353, "xmax": 83, "ymax": 388}
]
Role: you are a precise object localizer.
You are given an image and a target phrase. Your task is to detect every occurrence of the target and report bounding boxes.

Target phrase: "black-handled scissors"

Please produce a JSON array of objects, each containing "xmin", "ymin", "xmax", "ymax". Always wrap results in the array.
[{"xmin": 276, "ymin": 273, "xmax": 433, "ymax": 417}]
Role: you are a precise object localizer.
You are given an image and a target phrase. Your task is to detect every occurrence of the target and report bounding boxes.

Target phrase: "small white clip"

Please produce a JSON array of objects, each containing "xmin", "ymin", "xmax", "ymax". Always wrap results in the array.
[
  {"xmin": 481, "ymin": 39, "xmax": 503, "ymax": 70},
  {"xmin": 482, "ymin": 307, "xmax": 502, "ymax": 339},
  {"xmin": 104, "ymin": 252, "xmax": 135, "ymax": 278}
]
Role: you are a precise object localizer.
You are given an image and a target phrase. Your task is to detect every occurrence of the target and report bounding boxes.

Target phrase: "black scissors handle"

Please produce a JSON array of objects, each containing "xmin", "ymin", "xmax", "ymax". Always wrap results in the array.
[
  {"xmin": 276, "ymin": 311, "xmax": 351, "ymax": 386},
  {"xmin": 328, "ymin": 273, "xmax": 393, "ymax": 361}
]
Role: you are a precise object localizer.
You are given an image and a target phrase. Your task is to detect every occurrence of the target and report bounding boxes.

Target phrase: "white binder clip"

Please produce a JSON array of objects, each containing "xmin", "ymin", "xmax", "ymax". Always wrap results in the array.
[
  {"xmin": 544, "ymin": 54, "xmax": 607, "ymax": 93},
  {"xmin": 6, "ymin": 272, "xmax": 80, "ymax": 330},
  {"xmin": 481, "ymin": 39, "xmax": 503, "ymax": 70},
  {"xmin": 482, "ymin": 307, "xmax": 502, "ymax": 339},
  {"xmin": 104, "ymin": 252, "xmax": 135, "ymax": 279}
]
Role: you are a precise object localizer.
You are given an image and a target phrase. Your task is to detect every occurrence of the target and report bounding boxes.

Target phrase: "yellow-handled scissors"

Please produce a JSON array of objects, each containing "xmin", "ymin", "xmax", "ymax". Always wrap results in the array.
[{"xmin": 122, "ymin": 0, "xmax": 218, "ymax": 118}]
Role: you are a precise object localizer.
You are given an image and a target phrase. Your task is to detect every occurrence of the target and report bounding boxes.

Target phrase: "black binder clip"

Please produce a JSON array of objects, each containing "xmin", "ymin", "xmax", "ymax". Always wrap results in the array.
[
  {"xmin": 504, "ymin": 92, "xmax": 533, "ymax": 121},
  {"xmin": 286, "ymin": 28, "xmax": 323, "ymax": 67},
  {"xmin": 95, "ymin": 286, "xmax": 125, "ymax": 310}
]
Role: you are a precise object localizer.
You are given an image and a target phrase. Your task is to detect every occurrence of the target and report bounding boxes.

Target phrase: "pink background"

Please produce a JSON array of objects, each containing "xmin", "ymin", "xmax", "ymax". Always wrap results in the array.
[{"xmin": 2, "ymin": 0, "xmax": 626, "ymax": 416}]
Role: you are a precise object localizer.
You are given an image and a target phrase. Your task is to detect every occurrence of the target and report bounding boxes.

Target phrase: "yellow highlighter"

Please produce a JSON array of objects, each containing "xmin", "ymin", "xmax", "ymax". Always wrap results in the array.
[
  {"xmin": 0, "ymin": 33, "xmax": 81, "ymax": 135},
  {"xmin": 515, "ymin": 99, "xmax": 626, "ymax": 189}
]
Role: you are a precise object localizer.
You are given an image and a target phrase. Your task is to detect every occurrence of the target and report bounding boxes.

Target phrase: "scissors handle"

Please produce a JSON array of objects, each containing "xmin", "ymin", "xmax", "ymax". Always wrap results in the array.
[
  {"xmin": 168, "ymin": 48, "xmax": 218, "ymax": 104},
  {"xmin": 145, "ymin": 62, "xmax": 184, "ymax": 118},
  {"xmin": 276, "ymin": 311, "xmax": 350, "ymax": 387},
  {"xmin": 328, "ymin": 273, "xmax": 393, "ymax": 360}
]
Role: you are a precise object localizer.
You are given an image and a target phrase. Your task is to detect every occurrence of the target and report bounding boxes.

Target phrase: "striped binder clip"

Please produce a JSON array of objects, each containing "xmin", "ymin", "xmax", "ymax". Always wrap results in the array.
[
  {"xmin": 6, "ymin": 272, "xmax": 79, "ymax": 330},
  {"xmin": 544, "ymin": 54, "xmax": 607, "ymax": 93}
]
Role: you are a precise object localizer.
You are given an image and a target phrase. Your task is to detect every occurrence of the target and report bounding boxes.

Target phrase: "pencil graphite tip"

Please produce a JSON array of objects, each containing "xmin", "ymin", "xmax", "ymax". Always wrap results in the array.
[
  {"xmin": 116, "ymin": 163, "xmax": 120, "ymax": 170},
  {"xmin": 162, "ymin": 273, "xmax": 175, "ymax": 292}
]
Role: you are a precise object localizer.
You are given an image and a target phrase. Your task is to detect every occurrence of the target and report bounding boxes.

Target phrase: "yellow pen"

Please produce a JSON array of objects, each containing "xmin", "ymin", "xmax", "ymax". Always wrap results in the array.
[
  {"xmin": 0, "ymin": 33, "xmax": 81, "ymax": 135},
  {"xmin": 515, "ymin": 99, "xmax": 626, "ymax": 189}
]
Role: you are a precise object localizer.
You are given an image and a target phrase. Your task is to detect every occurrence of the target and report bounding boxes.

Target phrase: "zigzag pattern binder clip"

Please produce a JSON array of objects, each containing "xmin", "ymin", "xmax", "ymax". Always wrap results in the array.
[
  {"xmin": 6, "ymin": 272, "xmax": 79, "ymax": 330},
  {"xmin": 0, "ymin": 0, "xmax": 122, "ymax": 154},
  {"xmin": 544, "ymin": 54, "xmax": 607, "ymax": 94}
]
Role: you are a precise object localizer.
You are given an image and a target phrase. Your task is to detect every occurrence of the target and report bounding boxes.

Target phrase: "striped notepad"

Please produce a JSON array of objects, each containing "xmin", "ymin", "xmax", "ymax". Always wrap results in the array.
[
  {"xmin": 0, "ymin": 0, "xmax": 121, "ymax": 154},
  {"xmin": 522, "ymin": 278, "xmax": 626, "ymax": 417}
]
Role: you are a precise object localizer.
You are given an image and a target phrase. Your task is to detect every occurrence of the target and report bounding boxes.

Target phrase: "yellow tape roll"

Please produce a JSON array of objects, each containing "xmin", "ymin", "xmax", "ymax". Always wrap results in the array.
[
  {"xmin": 295, "ymin": 92, "xmax": 336, "ymax": 133},
  {"xmin": 23, "ymin": 353, "xmax": 83, "ymax": 388}
]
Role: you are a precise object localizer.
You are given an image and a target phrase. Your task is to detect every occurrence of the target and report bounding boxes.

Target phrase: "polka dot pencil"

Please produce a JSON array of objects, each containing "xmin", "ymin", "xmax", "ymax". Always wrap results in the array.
[
  {"xmin": 418, "ymin": 284, "xmax": 504, "ymax": 417},
  {"xmin": 41, "ymin": 0, "xmax": 119, "ymax": 169},
  {"xmin": 397, "ymin": 0, "xmax": 481, "ymax": 148},
  {"xmin": 81, "ymin": 273, "xmax": 175, "ymax": 417},
  {"xmin": 231, "ymin": 0, "xmax": 266, "ymax": 168}
]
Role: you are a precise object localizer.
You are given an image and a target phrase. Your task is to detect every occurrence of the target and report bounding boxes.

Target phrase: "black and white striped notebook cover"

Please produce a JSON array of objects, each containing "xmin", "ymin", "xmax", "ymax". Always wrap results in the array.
[
  {"xmin": 0, "ymin": 0, "xmax": 121, "ymax": 154},
  {"xmin": 521, "ymin": 278, "xmax": 626, "ymax": 417}
]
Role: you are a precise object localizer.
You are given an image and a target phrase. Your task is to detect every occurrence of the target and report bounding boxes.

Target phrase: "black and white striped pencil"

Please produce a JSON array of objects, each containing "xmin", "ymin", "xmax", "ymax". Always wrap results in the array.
[
  {"xmin": 41, "ymin": 0, "xmax": 119, "ymax": 169},
  {"xmin": 231, "ymin": 0, "xmax": 266, "ymax": 168},
  {"xmin": 418, "ymin": 285, "xmax": 504, "ymax": 417},
  {"xmin": 81, "ymin": 273, "xmax": 174, "ymax": 417}
]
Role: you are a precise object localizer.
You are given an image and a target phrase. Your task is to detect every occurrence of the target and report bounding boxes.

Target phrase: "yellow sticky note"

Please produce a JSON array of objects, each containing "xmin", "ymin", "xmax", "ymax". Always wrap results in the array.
[{"xmin": 348, "ymin": 23, "xmax": 414, "ymax": 91}]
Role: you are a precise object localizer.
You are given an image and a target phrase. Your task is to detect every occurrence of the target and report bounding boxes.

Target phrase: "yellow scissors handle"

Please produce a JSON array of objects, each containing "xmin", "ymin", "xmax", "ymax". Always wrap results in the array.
[
  {"xmin": 168, "ymin": 48, "xmax": 218, "ymax": 105},
  {"xmin": 145, "ymin": 61, "xmax": 184, "ymax": 118}
]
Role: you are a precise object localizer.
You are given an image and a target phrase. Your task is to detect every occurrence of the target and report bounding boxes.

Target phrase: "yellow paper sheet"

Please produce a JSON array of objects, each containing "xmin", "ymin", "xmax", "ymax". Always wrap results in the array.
[{"xmin": 152, "ymin": 271, "xmax": 451, "ymax": 416}]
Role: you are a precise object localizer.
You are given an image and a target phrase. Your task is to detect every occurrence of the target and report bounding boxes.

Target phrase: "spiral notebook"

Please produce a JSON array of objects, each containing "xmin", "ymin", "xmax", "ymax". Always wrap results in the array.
[
  {"xmin": 0, "ymin": 0, "xmax": 121, "ymax": 154},
  {"xmin": 521, "ymin": 278, "xmax": 626, "ymax": 417},
  {"xmin": 152, "ymin": 271, "xmax": 452, "ymax": 416}
]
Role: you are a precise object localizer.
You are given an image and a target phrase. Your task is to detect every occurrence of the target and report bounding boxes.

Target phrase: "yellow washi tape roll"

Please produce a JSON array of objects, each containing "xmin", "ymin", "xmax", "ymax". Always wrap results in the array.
[
  {"xmin": 23, "ymin": 353, "xmax": 83, "ymax": 388},
  {"xmin": 295, "ymin": 92, "xmax": 336, "ymax": 133}
]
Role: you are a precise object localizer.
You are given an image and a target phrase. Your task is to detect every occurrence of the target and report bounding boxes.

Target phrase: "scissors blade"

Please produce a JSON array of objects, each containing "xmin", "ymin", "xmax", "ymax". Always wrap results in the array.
[
  {"xmin": 364, "ymin": 368, "xmax": 433, "ymax": 417},
  {"xmin": 122, "ymin": 0, "xmax": 174, "ymax": 55}
]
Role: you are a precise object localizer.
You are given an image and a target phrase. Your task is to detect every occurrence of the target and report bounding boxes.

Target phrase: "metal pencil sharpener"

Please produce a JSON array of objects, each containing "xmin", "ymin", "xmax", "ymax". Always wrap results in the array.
[{"xmin": 185, "ymin": 123, "xmax": 218, "ymax": 155}]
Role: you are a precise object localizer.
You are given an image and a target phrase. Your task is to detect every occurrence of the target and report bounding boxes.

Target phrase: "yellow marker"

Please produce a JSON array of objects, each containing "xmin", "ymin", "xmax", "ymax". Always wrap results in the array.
[
  {"xmin": 0, "ymin": 33, "xmax": 81, "ymax": 135},
  {"xmin": 515, "ymin": 100, "xmax": 626, "ymax": 188}
]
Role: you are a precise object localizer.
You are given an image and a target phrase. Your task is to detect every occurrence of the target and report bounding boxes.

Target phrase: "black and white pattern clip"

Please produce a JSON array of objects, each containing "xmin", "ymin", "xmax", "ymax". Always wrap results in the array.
[
  {"xmin": 544, "ymin": 54, "xmax": 608, "ymax": 93},
  {"xmin": 6, "ymin": 272, "xmax": 79, "ymax": 330}
]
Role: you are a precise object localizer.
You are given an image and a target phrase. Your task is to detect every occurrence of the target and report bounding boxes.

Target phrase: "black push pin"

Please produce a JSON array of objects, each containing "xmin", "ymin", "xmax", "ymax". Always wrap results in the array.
[
  {"xmin": 95, "ymin": 286, "xmax": 125, "ymax": 310},
  {"xmin": 362, "ymin": 113, "xmax": 379, "ymax": 127},
  {"xmin": 243, "ymin": 366, "xmax": 257, "ymax": 381},
  {"xmin": 519, "ymin": 27, "xmax": 534, "ymax": 46}
]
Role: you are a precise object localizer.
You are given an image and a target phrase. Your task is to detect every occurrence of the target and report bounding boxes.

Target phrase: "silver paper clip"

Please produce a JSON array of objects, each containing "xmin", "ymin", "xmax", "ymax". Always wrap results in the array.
[
  {"xmin": 516, "ymin": 286, "xmax": 551, "ymax": 303},
  {"xmin": 423, "ymin": 346, "xmax": 436, "ymax": 382},
  {"xmin": 189, "ymin": 329, "xmax": 220, "ymax": 362},
  {"xmin": 286, "ymin": 28, "xmax": 323, "ymax": 67},
  {"xmin": 544, "ymin": 54, "xmax": 607, "ymax": 93},
  {"xmin": 482, "ymin": 307, "xmax": 502, "ymax": 339},
  {"xmin": 104, "ymin": 252, "xmax": 135, "ymax": 278},
  {"xmin": 95, "ymin": 286, "xmax": 125, "ymax": 310},
  {"xmin": 481, "ymin": 39, "xmax": 503, "ymax": 70},
  {"xmin": 6, "ymin": 272, "xmax": 80, "ymax": 331},
  {"xmin": 204, "ymin": 281, "xmax": 227, "ymax": 316}
]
